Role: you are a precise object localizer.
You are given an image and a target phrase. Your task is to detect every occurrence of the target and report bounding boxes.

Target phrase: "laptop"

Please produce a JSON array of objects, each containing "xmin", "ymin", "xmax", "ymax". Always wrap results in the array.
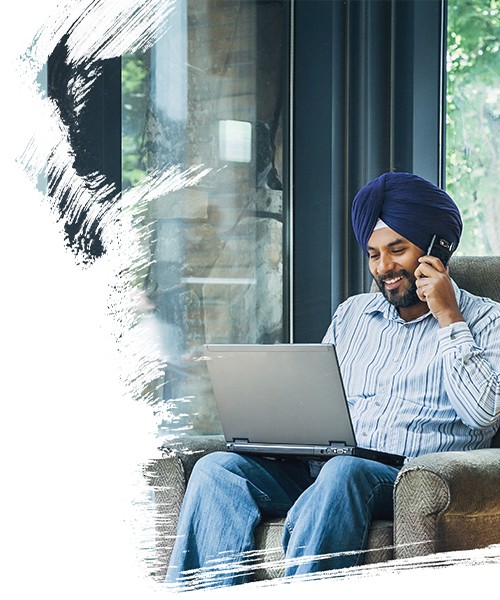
[{"xmin": 203, "ymin": 343, "xmax": 405, "ymax": 467}]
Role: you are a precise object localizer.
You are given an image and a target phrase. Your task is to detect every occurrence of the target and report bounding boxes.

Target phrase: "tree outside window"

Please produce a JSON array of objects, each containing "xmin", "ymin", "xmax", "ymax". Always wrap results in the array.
[{"xmin": 446, "ymin": 0, "xmax": 500, "ymax": 255}]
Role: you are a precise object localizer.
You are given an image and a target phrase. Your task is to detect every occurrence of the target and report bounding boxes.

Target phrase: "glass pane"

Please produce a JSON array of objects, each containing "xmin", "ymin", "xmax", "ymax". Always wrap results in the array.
[
  {"xmin": 446, "ymin": 0, "xmax": 500, "ymax": 255},
  {"xmin": 122, "ymin": 0, "xmax": 289, "ymax": 437}
]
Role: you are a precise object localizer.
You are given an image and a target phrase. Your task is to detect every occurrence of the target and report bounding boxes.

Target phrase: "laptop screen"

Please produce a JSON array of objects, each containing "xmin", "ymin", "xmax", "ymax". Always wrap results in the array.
[{"xmin": 203, "ymin": 343, "xmax": 356, "ymax": 448}]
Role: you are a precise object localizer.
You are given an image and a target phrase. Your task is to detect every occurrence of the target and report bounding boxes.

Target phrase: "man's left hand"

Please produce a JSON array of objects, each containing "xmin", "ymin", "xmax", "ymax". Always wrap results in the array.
[{"xmin": 414, "ymin": 256, "xmax": 465, "ymax": 327}]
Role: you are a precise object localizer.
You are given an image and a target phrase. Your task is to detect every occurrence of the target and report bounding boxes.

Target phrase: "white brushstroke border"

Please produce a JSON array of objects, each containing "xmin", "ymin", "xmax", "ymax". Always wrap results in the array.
[{"xmin": 3, "ymin": 0, "xmax": 499, "ymax": 598}]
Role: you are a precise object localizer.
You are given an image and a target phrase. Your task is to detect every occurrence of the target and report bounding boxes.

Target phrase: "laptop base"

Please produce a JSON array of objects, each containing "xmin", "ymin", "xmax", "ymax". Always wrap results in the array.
[{"xmin": 226, "ymin": 440, "xmax": 405, "ymax": 467}]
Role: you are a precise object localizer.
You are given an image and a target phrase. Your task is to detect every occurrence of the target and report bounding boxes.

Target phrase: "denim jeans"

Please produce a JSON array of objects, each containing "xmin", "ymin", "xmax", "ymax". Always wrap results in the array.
[{"xmin": 165, "ymin": 451, "xmax": 399, "ymax": 590}]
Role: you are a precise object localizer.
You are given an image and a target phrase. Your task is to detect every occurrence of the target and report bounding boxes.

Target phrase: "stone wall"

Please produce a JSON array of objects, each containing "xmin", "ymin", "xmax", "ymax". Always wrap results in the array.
[{"xmin": 140, "ymin": 0, "xmax": 286, "ymax": 435}]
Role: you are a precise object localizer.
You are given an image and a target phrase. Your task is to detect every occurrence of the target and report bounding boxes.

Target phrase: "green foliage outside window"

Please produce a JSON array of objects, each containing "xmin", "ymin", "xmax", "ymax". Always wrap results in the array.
[
  {"xmin": 122, "ymin": 52, "xmax": 150, "ymax": 190},
  {"xmin": 446, "ymin": 0, "xmax": 500, "ymax": 255}
]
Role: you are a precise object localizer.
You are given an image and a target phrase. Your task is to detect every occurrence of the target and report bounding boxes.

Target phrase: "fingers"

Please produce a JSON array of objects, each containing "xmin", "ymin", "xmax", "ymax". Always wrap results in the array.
[
  {"xmin": 414, "ymin": 256, "xmax": 463, "ymax": 326},
  {"xmin": 415, "ymin": 258, "xmax": 455, "ymax": 308},
  {"xmin": 414, "ymin": 255, "xmax": 447, "ymax": 279},
  {"xmin": 415, "ymin": 276, "xmax": 429, "ymax": 301}
]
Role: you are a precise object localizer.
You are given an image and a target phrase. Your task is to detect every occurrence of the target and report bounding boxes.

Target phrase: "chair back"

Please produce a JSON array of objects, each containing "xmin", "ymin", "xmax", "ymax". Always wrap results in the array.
[
  {"xmin": 449, "ymin": 256, "xmax": 500, "ymax": 448},
  {"xmin": 448, "ymin": 255, "xmax": 500, "ymax": 303}
]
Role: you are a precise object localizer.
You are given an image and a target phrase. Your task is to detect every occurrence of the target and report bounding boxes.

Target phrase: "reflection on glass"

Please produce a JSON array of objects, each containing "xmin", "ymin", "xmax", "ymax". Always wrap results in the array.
[
  {"xmin": 218, "ymin": 120, "xmax": 253, "ymax": 163},
  {"xmin": 122, "ymin": 0, "xmax": 289, "ymax": 436}
]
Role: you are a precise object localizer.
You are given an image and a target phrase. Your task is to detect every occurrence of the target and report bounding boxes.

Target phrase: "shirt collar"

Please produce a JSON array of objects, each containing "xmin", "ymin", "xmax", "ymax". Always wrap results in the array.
[{"xmin": 364, "ymin": 278, "xmax": 462, "ymax": 324}]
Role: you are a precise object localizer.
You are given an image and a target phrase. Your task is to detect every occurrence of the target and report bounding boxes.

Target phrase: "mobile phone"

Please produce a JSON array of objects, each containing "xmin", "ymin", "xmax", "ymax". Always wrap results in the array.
[{"xmin": 426, "ymin": 234, "xmax": 455, "ymax": 267}]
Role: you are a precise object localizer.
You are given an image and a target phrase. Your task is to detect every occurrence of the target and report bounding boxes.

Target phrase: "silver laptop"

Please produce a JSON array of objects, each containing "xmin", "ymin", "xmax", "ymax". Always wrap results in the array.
[{"xmin": 203, "ymin": 343, "xmax": 405, "ymax": 467}]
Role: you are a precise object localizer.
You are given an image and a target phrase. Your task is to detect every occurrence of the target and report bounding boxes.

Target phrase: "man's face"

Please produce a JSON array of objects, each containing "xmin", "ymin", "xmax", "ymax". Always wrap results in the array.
[{"xmin": 366, "ymin": 227, "xmax": 425, "ymax": 309}]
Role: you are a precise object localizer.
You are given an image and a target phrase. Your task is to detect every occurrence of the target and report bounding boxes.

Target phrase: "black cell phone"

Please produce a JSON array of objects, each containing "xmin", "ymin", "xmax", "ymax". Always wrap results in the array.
[{"xmin": 426, "ymin": 234, "xmax": 455, "ymax": 267}]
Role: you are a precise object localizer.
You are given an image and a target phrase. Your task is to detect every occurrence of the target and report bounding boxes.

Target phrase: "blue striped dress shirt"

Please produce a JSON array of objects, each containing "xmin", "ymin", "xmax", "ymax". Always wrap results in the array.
[{"xmin": 322, "ymin": 280, "xmax": 500, "ymax": 459}]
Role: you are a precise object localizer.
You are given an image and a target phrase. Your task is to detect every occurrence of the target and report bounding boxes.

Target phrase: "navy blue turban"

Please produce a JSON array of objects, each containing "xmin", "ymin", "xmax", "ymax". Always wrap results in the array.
[{"xmin": 351, "ymin": 172, "xmax": 463, "ymax": 254}]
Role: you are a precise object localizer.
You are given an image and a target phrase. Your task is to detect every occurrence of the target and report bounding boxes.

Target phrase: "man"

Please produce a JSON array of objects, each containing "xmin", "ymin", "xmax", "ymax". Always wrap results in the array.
[{"xmin": 165, "ymin": 172, "xmax": 500, "ymax": 591}]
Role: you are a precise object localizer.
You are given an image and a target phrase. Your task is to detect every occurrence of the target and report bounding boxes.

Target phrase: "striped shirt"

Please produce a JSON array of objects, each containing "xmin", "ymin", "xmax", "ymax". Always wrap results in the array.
[{"xmin": 322, "ymin": 280, "xmax": 500, "ymax": 459}]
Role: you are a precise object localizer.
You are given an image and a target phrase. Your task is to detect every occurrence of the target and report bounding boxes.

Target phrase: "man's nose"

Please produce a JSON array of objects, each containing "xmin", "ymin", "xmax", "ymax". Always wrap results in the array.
[{"xmin": 376, "ymin": 254, "xmax": 395, "ymax": 275}]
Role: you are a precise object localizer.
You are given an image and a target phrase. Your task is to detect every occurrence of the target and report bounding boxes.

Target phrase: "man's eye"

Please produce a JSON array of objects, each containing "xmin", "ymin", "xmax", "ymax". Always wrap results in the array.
[
  {"xmin": 369, "ymin": 254, "xmax": 379, "ymax": 260},
  {"xmin": 392, "ymin": 248, "xmax": 404, "ymax": 254}
]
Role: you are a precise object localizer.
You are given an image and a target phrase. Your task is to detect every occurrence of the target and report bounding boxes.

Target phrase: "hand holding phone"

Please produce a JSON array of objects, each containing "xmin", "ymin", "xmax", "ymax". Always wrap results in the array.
[
  {"xmin": 426, "ymin": 235, "xmax": 455, "ymax": 268},
  {"xmin": 417, "ymin": 235, "xmax": 463, "ymax": 326}
]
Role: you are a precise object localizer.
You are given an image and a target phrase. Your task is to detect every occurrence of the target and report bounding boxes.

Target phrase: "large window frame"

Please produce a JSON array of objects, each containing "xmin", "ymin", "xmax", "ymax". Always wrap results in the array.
[{"xmin": 47, "ymin": 0, "xmax": 448, "ymax": 343}]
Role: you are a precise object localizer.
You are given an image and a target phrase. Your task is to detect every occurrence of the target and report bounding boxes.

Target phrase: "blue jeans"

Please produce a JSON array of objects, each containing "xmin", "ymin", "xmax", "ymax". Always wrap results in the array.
[{"xmin": 165, "ymin": 451, "xmax": 399, "ymax": 590}]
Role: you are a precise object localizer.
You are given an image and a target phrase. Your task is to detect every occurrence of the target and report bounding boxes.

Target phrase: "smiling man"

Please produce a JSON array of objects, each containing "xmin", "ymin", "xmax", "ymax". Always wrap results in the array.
[
  {"xmin": 165, "ymin": 172, "xmax": 500, "ymax": 591},
  {"xmin": 356, "ymin": 171, "xmax": 465, "ymax": 326},
  {"xmin": 367, "ymin": 227, "xmax": 464, "ymax": 325}
]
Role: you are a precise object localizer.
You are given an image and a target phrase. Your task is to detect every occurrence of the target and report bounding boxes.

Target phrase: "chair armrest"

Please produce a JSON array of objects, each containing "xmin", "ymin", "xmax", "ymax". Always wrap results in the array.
[
  {"xmin": 393, "ymin": 448, "xmax": 500, "ymax": 560},
  {"xmin": 143, "ymin": 435, "xmax": 226, "ymax": 580},
  {"xmin": 155, "ymin": 434, "xmax": 227, "ymax": 479}
]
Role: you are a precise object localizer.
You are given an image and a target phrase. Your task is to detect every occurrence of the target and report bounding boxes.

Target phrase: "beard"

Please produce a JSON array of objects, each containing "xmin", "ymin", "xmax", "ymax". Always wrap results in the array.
[{"xmin": 374, "ymin": 268, "xmax": 421, "ymax": 308}]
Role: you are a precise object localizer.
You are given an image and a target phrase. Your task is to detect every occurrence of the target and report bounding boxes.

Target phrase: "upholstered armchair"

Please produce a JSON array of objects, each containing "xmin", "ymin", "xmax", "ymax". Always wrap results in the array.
[{"xmin": 145, "ymin": 255, "xmax": 500, "ymax": 582}]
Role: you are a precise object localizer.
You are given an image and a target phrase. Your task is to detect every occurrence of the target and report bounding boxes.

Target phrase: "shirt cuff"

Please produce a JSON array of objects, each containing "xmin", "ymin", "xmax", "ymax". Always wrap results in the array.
[{"xmin": 438, "ymin": 321, "xmax": 479, "ymax": 363}]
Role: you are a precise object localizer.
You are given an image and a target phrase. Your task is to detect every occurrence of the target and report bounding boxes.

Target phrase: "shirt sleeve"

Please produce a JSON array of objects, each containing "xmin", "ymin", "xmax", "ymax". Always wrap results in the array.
[
  {"xmin": 322, "ymin": 299, "xmax": 348, "ymax": 345},
  {"xmin": 438, "ymin": 318, "xmax": 500, "ymax": 429}
]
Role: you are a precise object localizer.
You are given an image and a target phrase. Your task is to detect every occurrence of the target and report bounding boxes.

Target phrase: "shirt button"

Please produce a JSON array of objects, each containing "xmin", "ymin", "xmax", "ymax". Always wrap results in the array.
[
  {"xmin": 375, "ymin": 401, "xmax": 381, "ymax": 406},
  {"xmin": 393, "ymin": 358, "xmax": 399, "ymax": 362}
]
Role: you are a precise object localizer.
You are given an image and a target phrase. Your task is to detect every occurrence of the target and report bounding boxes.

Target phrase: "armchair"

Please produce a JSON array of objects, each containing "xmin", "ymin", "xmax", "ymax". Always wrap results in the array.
[{"xmin": 145, "ymin": 256, "xmax": 500, "ymax": 582}]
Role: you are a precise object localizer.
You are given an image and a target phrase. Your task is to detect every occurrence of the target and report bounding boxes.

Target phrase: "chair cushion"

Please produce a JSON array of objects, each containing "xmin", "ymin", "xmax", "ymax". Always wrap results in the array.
[{"xmin": 251, "ymin": 518, "xmax": 394, "ymax": 581}]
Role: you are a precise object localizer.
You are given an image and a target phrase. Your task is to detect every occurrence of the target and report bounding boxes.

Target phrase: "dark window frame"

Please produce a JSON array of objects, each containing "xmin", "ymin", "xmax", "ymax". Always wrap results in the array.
[{"xmin": 292, "ymin": 0, "xmax": 447, "ymax": 341}]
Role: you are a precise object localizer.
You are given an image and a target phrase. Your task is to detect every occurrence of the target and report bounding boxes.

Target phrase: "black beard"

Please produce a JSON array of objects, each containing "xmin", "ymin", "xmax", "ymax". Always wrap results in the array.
[{"xmin": 375, "ymin": 269, "xmax": 421, "ymax": 308}]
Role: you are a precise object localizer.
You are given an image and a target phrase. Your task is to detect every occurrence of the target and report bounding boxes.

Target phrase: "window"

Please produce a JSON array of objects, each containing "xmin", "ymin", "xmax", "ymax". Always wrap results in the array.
[
  {"xmin": 122, "ymin": 0, "xmax": 290, "ymax": 437},
  {"xmin": 446, "ymin": 0, "xmax": 500, "ymax": 255},
  {"xmin": 49, "ymin": 0, "xmax": 465, "ymax": 440}
]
